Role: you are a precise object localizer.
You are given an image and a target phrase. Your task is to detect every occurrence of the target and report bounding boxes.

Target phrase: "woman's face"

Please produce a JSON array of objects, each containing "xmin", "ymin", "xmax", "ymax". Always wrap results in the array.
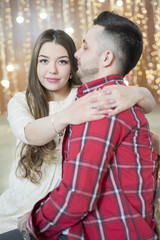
[{"xmin": 37, "ymin": 41, "xmax": 71, "ymax": 100}]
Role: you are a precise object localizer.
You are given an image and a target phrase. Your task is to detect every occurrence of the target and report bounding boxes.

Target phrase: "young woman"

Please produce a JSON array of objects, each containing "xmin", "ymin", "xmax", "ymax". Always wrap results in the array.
[{"xmin": 0, "ymin": 29, "xmax": 155, "ymax": 234}]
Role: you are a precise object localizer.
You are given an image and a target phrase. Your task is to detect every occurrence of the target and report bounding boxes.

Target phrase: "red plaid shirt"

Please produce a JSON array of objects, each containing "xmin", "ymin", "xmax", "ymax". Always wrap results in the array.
[{"xmin": 28, "ymin": 75, "xmax": 158, "ymax": 240}]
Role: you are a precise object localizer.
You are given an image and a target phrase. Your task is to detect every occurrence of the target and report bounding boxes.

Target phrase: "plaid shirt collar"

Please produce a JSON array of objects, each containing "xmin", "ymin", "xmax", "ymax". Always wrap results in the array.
[{"xmin": 77, "ymin": 74, "xmax": 123, "ymax": 97}]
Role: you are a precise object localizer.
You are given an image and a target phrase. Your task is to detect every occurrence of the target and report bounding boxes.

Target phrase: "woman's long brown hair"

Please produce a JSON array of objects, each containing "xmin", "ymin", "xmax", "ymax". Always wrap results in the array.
[{"xmin": 16, "ymin": 29, "xmax": 82, "ymax": 184}]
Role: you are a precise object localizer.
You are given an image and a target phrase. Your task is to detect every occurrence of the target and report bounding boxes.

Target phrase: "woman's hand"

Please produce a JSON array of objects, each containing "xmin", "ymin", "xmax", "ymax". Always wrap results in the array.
[
  {"xmin": 101, "ymin": 85, "xmax": 155, "ymax": 115},
  {"xmin": 58, "ymin": 86, "xmax": 124, "ymax": 126},
  {"xmin": 101, "ymin": 85, "xmax": 139, "ymax": 116},
  {"xmin": 58, "ymin": 84, "xmax": 155, "ymax": 128},
  {"xmin": 61, "ymin": 90, "xmax": 109, "ymax": 125}
]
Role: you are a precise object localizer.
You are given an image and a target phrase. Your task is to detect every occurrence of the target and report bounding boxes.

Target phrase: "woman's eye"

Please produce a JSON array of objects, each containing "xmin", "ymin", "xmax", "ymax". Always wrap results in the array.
[
  {"xmin": 39, "ymin": 59, "xmax": 48, "ymax": 64},
  {"xmin": 58, "ymin": 59, "xmax": 68, "ymax": 64}
]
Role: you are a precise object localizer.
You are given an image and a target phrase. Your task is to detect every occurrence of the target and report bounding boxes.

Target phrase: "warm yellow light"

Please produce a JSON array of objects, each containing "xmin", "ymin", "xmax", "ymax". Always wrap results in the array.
[
  {"xmin": 1, "ymin": 79, "xmax": 10, "ymax": 89},
  {"xmin": 157, "ymin": 64, "xmax": 160, "ymax": 69},
  {"xmin": 6, "ymin": 64, "xmax": 14, "ymax": 72},
  {"xmin": 138, "ymin": 71, "xmax": 143, "ymax": 76}
]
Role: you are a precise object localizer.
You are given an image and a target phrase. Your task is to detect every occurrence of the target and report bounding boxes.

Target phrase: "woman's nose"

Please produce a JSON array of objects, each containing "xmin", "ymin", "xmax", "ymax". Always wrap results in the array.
[{"xmin": 49, "ymin": 62, "xmax": 57, "ymax": 74}]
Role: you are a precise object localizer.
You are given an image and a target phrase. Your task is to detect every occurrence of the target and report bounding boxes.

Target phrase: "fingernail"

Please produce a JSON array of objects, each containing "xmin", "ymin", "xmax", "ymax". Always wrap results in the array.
[
  {"xmin": 109, "ymin": 99, "xmax": 115, "ymax": 103},
  {"xmin": 105, "ymin": 90, "xmax": 112, "ymax": 94}
]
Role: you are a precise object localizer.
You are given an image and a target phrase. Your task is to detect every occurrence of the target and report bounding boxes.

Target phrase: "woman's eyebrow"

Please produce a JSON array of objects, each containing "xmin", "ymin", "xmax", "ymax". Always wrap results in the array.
[
  {"xmin": 38, "ymin": 55, "xmax": 69, "ymax": 59},
  {"xmin": 57, "ymin": 56, "xmax": 69, "ymax": 59},
  {"xmin": 38, "ymin": 54, "xmax": 49, "ymax": 58}
]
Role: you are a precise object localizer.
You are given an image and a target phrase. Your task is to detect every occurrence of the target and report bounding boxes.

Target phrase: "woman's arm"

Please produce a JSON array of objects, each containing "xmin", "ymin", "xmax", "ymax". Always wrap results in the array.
[
  {"xmin": 134, "ymin": 86, "xmax": 156, "ymax": 113},
  {"xmin": 25, "ymin": 91, "xmax": 108, "ymax": 146},
  {"xmin": 9, "ymin": 86, "xmax": 155, "ymax": 146},
  {"xmin": 8, "ymin": 91, "xmax": 108, "ymax": 146}
]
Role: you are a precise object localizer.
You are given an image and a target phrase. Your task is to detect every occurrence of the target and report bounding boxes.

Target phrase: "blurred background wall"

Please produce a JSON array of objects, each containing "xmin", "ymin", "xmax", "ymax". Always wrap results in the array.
[{"xmin": 0, "ymin": 0, "xmax": 160, "ymax": 115}]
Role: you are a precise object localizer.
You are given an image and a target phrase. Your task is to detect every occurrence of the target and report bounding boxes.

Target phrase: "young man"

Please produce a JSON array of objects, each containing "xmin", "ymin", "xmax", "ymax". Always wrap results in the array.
[{"xmin": 3, "ymin": 11, "xmax": 158, "ymax": 240}]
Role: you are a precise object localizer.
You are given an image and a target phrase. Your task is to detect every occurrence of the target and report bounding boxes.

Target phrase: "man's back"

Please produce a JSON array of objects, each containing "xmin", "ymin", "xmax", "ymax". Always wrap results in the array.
[{"xmin": 62, "ymin": 76, "xmax": 157, "ymax": 239}]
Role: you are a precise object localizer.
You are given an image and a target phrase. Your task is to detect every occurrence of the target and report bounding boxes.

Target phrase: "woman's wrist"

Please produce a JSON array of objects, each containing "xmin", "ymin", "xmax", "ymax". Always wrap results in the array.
[
  {"xmin": 51, "ymin": 112, "xmax": 68, "ymax": 136},
  {"xmin": 51, "ymin": 114, "xmax": 59, "ymax": 135}
]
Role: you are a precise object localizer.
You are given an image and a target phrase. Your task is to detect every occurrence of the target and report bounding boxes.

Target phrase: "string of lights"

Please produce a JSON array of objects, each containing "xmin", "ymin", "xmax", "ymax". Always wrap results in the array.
[{"xmin": 0, "ymin": 0, "xmax": 159, "ymax": 114}]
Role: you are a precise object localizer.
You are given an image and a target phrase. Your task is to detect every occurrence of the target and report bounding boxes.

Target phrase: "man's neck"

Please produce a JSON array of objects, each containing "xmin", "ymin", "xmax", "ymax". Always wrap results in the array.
[
  {"xmin": 81, "ymin": 69, "xmax": 122, "ymax": 84},
  {"xmin": 81, "ymin": 73, "xmax": 102, "ymax": 84}
]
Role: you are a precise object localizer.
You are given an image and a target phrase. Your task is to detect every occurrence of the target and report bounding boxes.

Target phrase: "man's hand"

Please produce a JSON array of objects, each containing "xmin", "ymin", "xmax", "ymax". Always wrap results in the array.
[{"xmin": 18, "ymin": 212, "xmax": 36, "ymax": 239}]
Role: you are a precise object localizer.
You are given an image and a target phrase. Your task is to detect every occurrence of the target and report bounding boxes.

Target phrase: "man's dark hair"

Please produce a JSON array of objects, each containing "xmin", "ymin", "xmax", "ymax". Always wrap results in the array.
[{"xmin": 93, "ymin": 11, "xmax": 143, "ymax": 75}]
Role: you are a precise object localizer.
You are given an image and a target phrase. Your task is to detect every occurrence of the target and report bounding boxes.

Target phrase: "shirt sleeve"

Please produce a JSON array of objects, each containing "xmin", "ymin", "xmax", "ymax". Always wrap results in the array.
[
  {"xmin": 7, "ymin": 92, "xmax": 35, "ymax": 144},
  {"xmin": 28, "ymin": 115, "xmax": 124, "ymax": 239}
]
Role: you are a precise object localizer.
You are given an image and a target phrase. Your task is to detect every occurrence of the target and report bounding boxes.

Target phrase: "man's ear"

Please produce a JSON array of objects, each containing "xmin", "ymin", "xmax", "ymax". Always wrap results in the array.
[{"xmin": 102, "ymin": 50, "xmax": 114, "ymax": 67}]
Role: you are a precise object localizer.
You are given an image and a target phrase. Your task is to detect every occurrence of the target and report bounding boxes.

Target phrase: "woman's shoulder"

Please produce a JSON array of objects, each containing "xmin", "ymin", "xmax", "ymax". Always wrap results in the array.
[
  {"xmin": 7, "ymin": 91, "xmax": 28, "ymax": 114},
  {"xmin": 8, "ymin": 91, "xmax": 26, "ymax": 105},
  {"xmin": 10, "ymin": 91, "xmax": 26, "ymax": 101}
]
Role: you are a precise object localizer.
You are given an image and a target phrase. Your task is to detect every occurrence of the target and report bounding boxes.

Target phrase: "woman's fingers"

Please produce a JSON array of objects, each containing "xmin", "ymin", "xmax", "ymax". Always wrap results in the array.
[{"xmin": 75, "ymin": 84, "xmax": 140, "ymax": 121}]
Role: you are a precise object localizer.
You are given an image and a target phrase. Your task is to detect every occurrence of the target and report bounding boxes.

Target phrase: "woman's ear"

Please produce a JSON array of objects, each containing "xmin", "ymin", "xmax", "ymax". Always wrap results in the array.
[{"xmin": 102, "ymin": 50, "xmax": 114, "ymax": 67}]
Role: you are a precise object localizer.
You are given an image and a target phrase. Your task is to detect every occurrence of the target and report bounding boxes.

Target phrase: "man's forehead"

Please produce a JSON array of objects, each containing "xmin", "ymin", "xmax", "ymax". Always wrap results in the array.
[{"xmin": 85, "ymin": 25, "xmax": 104, "ymax": 40}]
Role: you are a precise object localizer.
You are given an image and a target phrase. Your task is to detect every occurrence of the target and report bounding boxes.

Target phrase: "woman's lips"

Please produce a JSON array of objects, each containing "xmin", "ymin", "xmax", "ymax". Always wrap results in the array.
[{"xmin": 46, "ymin": 78, "xmax": 60, "ymax": 83}]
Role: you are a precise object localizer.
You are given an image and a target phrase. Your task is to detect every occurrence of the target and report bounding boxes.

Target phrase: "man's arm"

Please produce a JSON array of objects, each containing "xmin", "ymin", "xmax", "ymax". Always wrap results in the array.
[{"xmin": 27, "ymin": 118, "xmax": 118, "ymax": 239}]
